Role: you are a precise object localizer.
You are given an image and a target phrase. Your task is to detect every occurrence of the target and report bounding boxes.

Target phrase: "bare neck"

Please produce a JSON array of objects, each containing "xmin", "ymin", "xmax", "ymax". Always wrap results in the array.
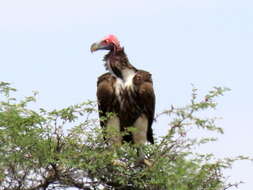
[{"xmin": 104, "ymin": 49, "xmax": 137, "ymax": 80}]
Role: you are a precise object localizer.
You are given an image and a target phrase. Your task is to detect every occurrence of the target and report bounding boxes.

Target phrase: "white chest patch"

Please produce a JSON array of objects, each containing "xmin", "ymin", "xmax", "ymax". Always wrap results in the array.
[
  {"xmin": 106, "ymin": 60, "xmax": 136, "ymax": 101},
  {"xmin": 114, "ymin": 78, "xmax": 124, "ymax": 98},
  {"xmin": 114, "ymin": 69, "xmax": 136, "ymax": 101},
  {"xmin": 122, "ymin": 69, "xmax": 136, "ymax": 88}
]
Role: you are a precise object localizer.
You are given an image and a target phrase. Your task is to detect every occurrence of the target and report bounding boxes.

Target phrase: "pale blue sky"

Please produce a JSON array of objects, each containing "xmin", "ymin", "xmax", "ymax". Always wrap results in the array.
[{"xmin": 0, "ymin": 0, "xmax": 252, "ymax": 189}]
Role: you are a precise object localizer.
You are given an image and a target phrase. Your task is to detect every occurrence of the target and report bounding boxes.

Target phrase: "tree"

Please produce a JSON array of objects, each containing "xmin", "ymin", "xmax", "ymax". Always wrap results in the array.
[{"xmin": 0, "ymin": 81, "xmax": 249, "ymax": 190}]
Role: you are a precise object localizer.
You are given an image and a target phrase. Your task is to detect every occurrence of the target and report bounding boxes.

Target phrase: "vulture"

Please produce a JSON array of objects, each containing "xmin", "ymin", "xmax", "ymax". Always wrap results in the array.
[{"xmin": 90, "ymin": 34, "xmax": 155, "ymax": 149}]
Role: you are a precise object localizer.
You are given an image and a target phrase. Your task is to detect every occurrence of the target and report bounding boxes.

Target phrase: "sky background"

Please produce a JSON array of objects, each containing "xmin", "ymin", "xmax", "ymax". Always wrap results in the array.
[{"xmin": 0, "ymin": 0, "xmax": 252, "ymax": 189}]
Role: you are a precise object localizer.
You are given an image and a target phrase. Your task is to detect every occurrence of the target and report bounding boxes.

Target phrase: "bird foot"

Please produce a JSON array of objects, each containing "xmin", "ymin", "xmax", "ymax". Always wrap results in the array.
[
  {"xmin": 143, "ymin": 159, "xmax": 153, "ymax": 167},
  {"xmin": 112, "ymin": 159, "xmax": 127, "ymax": 167}
]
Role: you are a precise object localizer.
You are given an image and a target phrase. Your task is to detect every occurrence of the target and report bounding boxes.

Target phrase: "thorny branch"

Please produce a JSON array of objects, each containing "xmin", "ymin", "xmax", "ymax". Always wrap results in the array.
[{"xmin": 0, "ymin": 83, "xmax": 249, "ymax": 190}]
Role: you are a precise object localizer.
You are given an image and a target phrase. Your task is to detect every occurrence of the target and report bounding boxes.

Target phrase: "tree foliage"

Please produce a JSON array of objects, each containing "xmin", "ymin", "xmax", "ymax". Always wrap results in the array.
[{"xmin": 0, "ymin": 82, "xmax": 249, "ymax": 190}]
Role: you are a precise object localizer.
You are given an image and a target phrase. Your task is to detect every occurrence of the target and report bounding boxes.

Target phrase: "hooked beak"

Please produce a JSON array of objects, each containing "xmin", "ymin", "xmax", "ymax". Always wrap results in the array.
[
  {"xmin": 90, "ymin": 41, "xmax": 113, "ymax": 53},
  {"xmin": 90, "ymin": 42, "xmax": 100, "ymax": 53}
]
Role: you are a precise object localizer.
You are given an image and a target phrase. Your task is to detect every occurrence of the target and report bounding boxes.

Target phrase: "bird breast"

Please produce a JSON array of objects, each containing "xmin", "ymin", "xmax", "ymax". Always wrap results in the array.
[{"xmin": 114, "ymin": 69, "xmax": 136, "ymax": 104}]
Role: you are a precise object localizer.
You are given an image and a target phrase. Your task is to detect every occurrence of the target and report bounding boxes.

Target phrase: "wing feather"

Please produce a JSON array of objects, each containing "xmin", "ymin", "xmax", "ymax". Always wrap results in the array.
[
  {"xmin": 134, "ymin": 70, "xmax": 155, "ymax": 144},
  {"xmin": 97, "ymin": 73, "xmax": 118, "ymax": 128}
]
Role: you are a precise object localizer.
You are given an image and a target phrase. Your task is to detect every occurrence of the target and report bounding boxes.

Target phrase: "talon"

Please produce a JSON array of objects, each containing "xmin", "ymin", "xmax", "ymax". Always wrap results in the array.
[
  {"xmin": 143, "ymin": 159, "xmax": 153, "ymax": 167},
  {"xmin": 112, "ymin": 159, "xmax": 127, "ymax": 167}
]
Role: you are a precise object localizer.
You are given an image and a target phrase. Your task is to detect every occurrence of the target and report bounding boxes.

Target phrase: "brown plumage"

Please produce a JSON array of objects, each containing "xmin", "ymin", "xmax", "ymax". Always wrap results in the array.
[{"xmin": 91, "ymin": 35, "xmax": 155, "ymax": 145}]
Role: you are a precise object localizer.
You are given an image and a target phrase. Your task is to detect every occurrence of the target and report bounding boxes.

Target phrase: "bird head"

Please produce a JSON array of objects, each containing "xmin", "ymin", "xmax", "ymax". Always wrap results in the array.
[{"xmin": 90, "ymin": 34, "xmax": 122, "ymax": 53}]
